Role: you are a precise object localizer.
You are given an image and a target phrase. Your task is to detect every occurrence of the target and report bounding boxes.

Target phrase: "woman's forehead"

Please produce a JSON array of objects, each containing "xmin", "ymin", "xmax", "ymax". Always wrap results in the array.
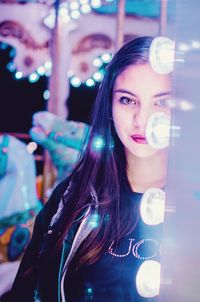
[{"xmin": 114, "ymin": 63, "xmax": 172, "ymax": 96}]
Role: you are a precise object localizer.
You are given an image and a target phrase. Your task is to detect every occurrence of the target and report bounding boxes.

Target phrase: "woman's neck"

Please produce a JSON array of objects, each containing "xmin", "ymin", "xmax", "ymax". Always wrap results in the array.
[{"xmin": 126, "ymin": 150, "xmax": 168, "ymax": 193}]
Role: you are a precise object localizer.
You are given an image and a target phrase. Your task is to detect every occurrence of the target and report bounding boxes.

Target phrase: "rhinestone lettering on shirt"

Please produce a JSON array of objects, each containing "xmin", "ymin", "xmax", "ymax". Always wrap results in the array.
[{"xmin": 108, "ymin": 238, "xmax": 159, "ymax": 260}]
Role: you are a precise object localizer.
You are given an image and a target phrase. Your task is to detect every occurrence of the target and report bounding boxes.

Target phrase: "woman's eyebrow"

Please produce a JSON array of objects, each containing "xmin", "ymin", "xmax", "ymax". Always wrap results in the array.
[
  {"xmin": 113, "ymin": 89, "xmax": 137, "ymax": 97},
  {"xmin": 153, "ymin": 92, "xmax": 172, "ymax": 98}
]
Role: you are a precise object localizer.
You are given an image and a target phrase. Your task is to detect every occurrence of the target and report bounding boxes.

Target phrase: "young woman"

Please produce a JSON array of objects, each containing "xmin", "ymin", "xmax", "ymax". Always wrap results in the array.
[{"xmin": 4, "ymin": 36, "xmax": 172, "ymax": 302}]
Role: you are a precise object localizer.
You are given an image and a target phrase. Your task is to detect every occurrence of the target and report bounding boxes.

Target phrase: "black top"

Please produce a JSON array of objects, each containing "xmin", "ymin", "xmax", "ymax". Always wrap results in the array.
[{"xmin": 65, "ymin": 192, "xmax": 162, "ymax": 302}]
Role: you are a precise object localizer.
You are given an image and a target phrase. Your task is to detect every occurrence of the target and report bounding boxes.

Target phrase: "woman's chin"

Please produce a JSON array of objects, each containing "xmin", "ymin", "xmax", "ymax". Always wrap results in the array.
[{"xmin": 126, "ymin": 145, "xmax": 168, "ymax": 159}]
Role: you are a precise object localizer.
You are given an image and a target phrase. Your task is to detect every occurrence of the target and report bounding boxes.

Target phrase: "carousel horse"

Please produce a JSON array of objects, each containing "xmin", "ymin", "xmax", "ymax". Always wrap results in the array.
[
  {"xmin": 0, "ymin": 134, "xmax": 41, "ymax": 297},
  {"xmin": 30, "ymin": 111, "xmax": 90, "ymax": 180}
]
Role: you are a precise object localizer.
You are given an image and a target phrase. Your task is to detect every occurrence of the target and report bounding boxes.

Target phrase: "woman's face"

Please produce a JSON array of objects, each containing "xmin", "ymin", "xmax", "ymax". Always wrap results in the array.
[{"xmin": 112, "ymin": 63, "xmax": 172, "ymax": 159}]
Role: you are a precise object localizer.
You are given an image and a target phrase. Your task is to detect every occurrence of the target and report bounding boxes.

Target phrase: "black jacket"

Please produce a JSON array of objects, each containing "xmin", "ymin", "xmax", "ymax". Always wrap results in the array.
[{"xmin": 1, "ymin": 180, "xmax": 87, "ymax": 302}]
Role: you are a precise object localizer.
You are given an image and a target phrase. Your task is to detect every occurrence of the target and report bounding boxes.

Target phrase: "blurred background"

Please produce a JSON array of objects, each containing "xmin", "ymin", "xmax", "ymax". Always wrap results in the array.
[{"xmin": 2, "ymin": 1, "xmax": 200, "ymax": 301}]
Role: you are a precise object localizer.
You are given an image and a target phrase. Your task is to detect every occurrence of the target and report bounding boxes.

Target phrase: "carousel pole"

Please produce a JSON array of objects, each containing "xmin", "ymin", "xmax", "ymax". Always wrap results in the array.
[
  {"xmin": 42, "ymin": 0, "xmax": 71, "ymax": 202},
  {"xmin": 115, "ymin": 0, "xmax": 126, "ymax": 50},
  {"xmin": 159, "ymin": 0, "xmax": 168, "ymax": 36}
]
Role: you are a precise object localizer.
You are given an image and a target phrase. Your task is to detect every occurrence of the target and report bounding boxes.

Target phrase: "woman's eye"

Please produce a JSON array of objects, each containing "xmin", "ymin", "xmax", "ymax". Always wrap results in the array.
[
  {"xmin": 155, "ymin": 99, "xmax": 169, "ymax": 107},
  {"xmin": 119, "ymin": 96, "xmax": 136, "ymax": 105}
]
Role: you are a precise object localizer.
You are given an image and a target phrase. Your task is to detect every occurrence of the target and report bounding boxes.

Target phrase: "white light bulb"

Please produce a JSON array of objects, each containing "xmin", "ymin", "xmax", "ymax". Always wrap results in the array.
[
  {"xmin": 44, "ymin": 61, "xmax": 52, "ymax": 70},
  {"xmin": 146, "ymin": 112, "xmax": 170, "ymax": 149},
  {"xmin": 101, "ymin": 52, "xmax": 112, "ymax": 63},
  {"xmin": 93, "ymin": 57, "xmax": 103, "ymax": 67},
  {"xmin": 59, "ymin": 7, "xmax": 69, "ymax": 16},
  {"xmin": 43, "ymin": 89, "xmax": 50, "ymax": 100},
  {"xmin": 71, "ymin": 10, "xmax": 81, "ymax": 19},
  {"xmin": 15, "ymin": 71, "xmax": 23, "ymax": 79},
  {"xmin": 93, "ymin": 71, "xmax": 103, "ymax": 81},
  {"xmin": 191, "ymin": 40, "xmax": 200, "ymax": 49},
  {"xmin": 79, "ymin": 0, "xmax": 89, "ymax": 4},
  {"xmin": 86, "ymin": 78, "xmax": 95, "ymax": 87},
  {"xmin": 70, "ymin": 76, "xmax": 81, "ymax": 87},
  {"xmin": 70, "ymin": 1, "xmax": 79, "ymax": 10},
  {"xmin": 136, "ymin": 260, "xmax": 161, "ymax": 298},
  {"xmin": 90, "ymin": 0, "xmax": 102, "ymax": 8},
  {"xmin": 140, "ymin": 188, "xmax": 165, "ymax": 225},
  {"xmin": 37, "ymin": 66, "xmax": 45, "ymax": 76},
  {"xmin": 149, "ymin": 36, "xmax": 175, "ymax": 74},
  {"xmin": 27, "ymin": 142, "xmax": 38, "ymax": 154},
  {"xmin": 179, "ymin": 100, "xmax": 194, "ymax": 111},
  {"xmin": 29, "ymin": 72, "xmax": 39, "ymax": 83},
  {"xmin": 178, "ymin": 42, "xmax": 190, "ymax": 52},
  {"xmin": 80, "ymin": 3, "xmax": 91, "ymax": 13}
]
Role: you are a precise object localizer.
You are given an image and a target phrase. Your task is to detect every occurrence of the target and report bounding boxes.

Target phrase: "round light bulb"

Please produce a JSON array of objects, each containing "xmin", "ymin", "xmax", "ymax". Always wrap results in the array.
[
  {"xmin": 80, "ymin": 4, "xmax": 91, "ymax": 13},
  {"xmin": 140, "ymin": 188, "xmax": 165, "ymax": 225},
  {"xmin": 90, "ymin": 0, "xmax": 102, "ymax": 8},
  {"xmin": 15, "ymin": 71, "xmax": 23, "ymax": 79},
  {"xmin": 71, "ymin": 10, "xmax": 81, "ymax": 19},
  {"xmin": 86, "ymin": 78, "xmax": 95, "ymax": 87},
  {"xmin": 93, "ymin": 57, "xmax": 103, "ymax": 67},
  {"xmin": 136, "ymin": 260, "xmax": 161, "ymax": 298},
  {"xmin": 27, "ymin": 142, "xmax": 38, "ymax": 154},
  {"xmin": 149, "ymin": 36, "xmax": 175, "ymax": 74},
  {"xmin": 93, "ymin": 71, "xmax": 103, "ymax": 81},
  {"xmin": 70, "ymin": 76, "xmax": 81, "ymax": 87},
  {"xmin": 101, "ymin": 52, "xmax": 112, "ymax": 63},
  {"xmin": 43, "ymin": 89, "xmax": 50, "ymax": 100},
  {"xmin": 37, "ymin": 66, "xmax": 45, "ymax": 76},
  {"xmin": 146, "ymin": 112, "xmax": 170, "ymax": 149},
  {"xmin": 29, "ymin": 72, "xmax": 39, "ymax": 83}
]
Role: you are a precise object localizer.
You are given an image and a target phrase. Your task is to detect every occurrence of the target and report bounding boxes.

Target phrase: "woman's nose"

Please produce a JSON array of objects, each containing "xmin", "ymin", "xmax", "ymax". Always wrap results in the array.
[{"xmin": 133, "ymin": 108, "xmax": 151, "ymax": 129}]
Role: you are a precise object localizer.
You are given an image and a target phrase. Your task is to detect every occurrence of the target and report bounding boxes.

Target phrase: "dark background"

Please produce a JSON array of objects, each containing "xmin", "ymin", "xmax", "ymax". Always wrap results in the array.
[{"xmin": 0, "ymin": 44, "xmax": 98, "ymax": 173}]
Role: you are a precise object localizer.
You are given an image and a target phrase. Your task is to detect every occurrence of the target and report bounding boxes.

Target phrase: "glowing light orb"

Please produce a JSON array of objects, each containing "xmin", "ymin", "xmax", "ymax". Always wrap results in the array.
[
  {"xmin": 7, "ymin": 62, "xmax": 16, "ymax": 72},
  {"xmin": 191, "ymin": 40, "xmax": 200, "ymax": 49},
  {"xmin": 79, "ymin": 0, "xmax": 89, "ymax": 4},
  {"xmin": 101, "ymin": 53, "xmax": 112, "ymax": 63},
  {"xmin": 37, "ymin": 66, "xmax": 45, "ymax": 76},
  {"xmin": 89, "ymin": 213, "xmax": 100, "ymax": 228},
  {"xmin": 27, "ymin": 142, "xmax": 37, "ymax": 154},
  {"xmin": 43, "ymin": 11, "xmax": 56, "ymax": 29},
  {"xmin": 86, "ymin": 78, "xmax": 95, "ymax": 87},
  {"xmin": 136, "ymin": 260, "xmax": 161, "ymax": 298},
  {"xmin": 70, "ymin": 1, "xmax": 79, "ymax": 10},
  {"xmin": 140, "ymin": 188, "xmax": 165, "ymax": 225},
  {"xmin": 80, "ymin": 4, "xmax": 92, "ymax": 13},
  {"xmin": 70, "ymin": 10, "xmax": 81, "ymax": 19},
  {"xmin": 93, "ymin": 57, "xmax": 103, "ymax": 68},
  {"xmin": 15, "ymin": 71, "xmax": 23, "ymax": 79},
  {"xmin": 44, "ymin": 61, "xmax": 52, "ymax": 70},
  {"xmin": 90, "ymin": 0, "xmax": 102, "ymax": 8},
  {"xmin": 178, "ymin": 42, "xmax": 190, "ymax": 52},
  {"xmin": 149, "ymin": 36, "xmax": 175, "ymax": 75},
  {"xmin": 43, "ymin": 89, "xmax": 50, "ymax": 100},
  {"xmin": 92, "ymin": 135, "xmax": 105, "ymax": 151},
  {"xmin": 93, "ymin": 71, "xmax": 103, "ymax": 81},
  {"xmin": 179, "ymin": 100, "xmax": 194, "ymax": 111},
  {"xmin": 29, "ymin": 72, "xmax": 39, "ymax": 83},
  {"xmin": 59, "ymin": 7, "xmax": 69, "ymax": 16},
  {"xmin": 146, "ymin": 112, "xmax": 170, "ymax": 149},
  {"xmin": 70, "ymin": 76, "xmax": 81, "ymax": 87}
]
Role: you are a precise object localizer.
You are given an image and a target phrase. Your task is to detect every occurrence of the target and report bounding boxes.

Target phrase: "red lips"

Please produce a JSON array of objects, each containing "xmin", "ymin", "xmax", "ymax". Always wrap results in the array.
[{"xmin": 131, "ymin": 134, "xmax": 148, "ymax": 144}]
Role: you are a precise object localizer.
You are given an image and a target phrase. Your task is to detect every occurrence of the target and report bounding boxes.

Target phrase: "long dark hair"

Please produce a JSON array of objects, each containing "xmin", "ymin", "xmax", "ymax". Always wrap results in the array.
[{"xmin": 54, "ymin": 36, "xmax": 153, "ymax": 268}]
